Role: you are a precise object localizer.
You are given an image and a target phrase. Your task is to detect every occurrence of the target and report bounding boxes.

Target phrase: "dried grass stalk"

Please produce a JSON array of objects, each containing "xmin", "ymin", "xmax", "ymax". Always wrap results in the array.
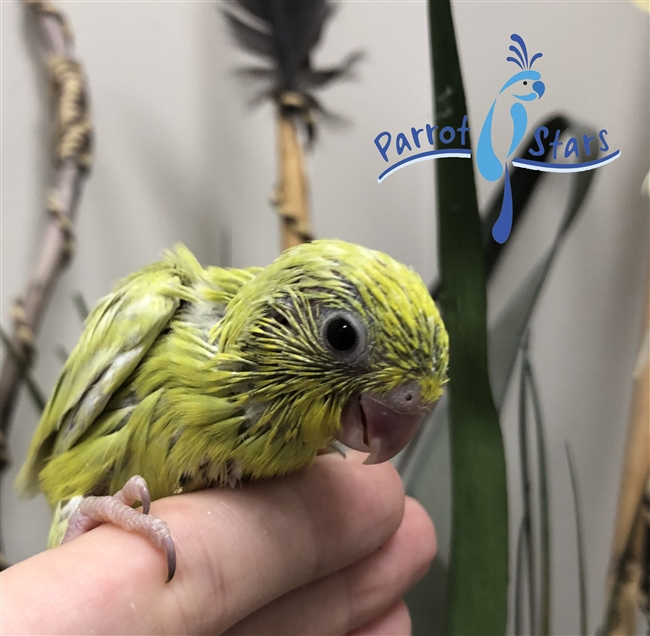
[{"xmin": 603, "ymin": 281, "xmax": 650, "ymax": 634}]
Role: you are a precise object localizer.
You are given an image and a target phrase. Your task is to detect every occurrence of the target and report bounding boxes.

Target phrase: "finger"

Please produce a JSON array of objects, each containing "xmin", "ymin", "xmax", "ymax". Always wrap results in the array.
[
  {"xmin": 1, "ymin": 451, "xmax": 405, "ymax": 635},
  {"xmin": 225, "ymin": 497, "xmax": 434, "ymax": 635},
  {"xmin": 346, "ymin": 600, "xmax": 412, "ymax": 636}
]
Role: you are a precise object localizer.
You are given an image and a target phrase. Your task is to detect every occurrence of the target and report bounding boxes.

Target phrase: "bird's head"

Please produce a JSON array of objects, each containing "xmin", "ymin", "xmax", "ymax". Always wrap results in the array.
[
  {"xmin": 500, "ymin": 69, "xmax": 545, "ymax": 102},
  {"xmin": 216, "ymin": 240, "xmax": 449, "ymax": 464}
]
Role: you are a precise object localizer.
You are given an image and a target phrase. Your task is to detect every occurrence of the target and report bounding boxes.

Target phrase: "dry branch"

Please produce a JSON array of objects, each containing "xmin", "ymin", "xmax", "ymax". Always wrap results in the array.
[
  {"xmin": 273, "ymin": 94, "xmax": 314, "ymax": 251},
  {"xmin": 0, "ymin": 0, "xmax": 93, "ymax": 470},
  {"xmin": 602, "ymin": 280, "xmax": 650, "ymax": 634}
]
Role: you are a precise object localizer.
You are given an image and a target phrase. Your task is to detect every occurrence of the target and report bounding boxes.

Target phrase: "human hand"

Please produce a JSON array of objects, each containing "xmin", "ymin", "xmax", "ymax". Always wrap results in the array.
[{"xmin": 2, "ymin": 451, "xmax": 436, "ymax": 635}]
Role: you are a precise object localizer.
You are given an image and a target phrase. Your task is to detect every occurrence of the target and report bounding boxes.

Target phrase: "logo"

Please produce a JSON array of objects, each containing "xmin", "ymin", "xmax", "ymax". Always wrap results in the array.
[
  {"xmin": 477, "ymin": 34, "xmax": 545, "ymax": 243},
  {"xmin": 373, "ymin": 34, "xmax": 621, "ymax": 243}
]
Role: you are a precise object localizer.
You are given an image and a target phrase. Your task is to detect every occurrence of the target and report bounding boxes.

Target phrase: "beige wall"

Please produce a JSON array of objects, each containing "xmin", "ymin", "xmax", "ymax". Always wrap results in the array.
[{"xmin": 1, "ymin": 1, "xmax": 648, "ymax": 633}]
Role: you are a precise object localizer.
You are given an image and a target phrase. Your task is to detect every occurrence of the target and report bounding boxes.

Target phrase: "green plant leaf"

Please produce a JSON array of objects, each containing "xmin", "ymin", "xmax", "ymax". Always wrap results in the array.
[
  {"xmin": 513, "ymin": 335, "xmax": 551, "ymax": 636},
  {"xmin": 428, "ymin": 2, "xmax": 507, "ymax": 634},
  {"xmin": 518, "ymin": 333, "xmax": 537, "ymax": 636},
  {"xmin": 514, "ymin": 516, "xmax": 527, "ymax": 636},
  {"xmin": 566, "ymin": 443, "xmax": 588, "ymax": 636},
  {"xmin": 403, "ymin": 403, "xmax": 452, "ymax": 636},
  {"xmin": 479, "ymin": 115, "xmax": 572, "ymax": 283},
  {"xmin": 525, "ymin": 355, "xmax": 551, "ymax": 636},
  {"xmin": 430, "ymin": 114, "xmax": 572, "ymax": 301},
  {"xmin": 55, "ymin": 345, "xmax": 69, "ymax": 364},
  {"xmin": 0, "ymin": 327, "xmax": 46, "ymax": 413},
  {"xmin": 402, "ymin": 121, "xmax": 599, "ymax": 634},
  {"xmin": 72, "ymin": 292, "xmax": 90, "ymax": 322},
  {"xmin": 486, "ymin": 130, "xmax": 597, "ymax": 408}
]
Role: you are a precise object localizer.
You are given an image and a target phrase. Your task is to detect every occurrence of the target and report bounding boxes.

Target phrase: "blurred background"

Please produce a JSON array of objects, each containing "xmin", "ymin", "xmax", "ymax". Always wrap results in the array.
[{"xmin": 1, "ymin": 1, "xmax": 648, "ymax": 634}]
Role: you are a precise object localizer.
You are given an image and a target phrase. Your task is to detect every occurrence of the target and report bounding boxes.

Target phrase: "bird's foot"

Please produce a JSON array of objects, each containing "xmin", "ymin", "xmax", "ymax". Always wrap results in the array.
[{"xmin": 61, "ymin": 475, "xmax": 177, "ymax": 582}]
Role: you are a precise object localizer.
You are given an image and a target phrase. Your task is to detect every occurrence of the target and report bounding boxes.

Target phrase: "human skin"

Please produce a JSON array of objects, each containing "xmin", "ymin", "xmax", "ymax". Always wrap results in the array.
[{"xmin": 1, "ymin": 451, "xmax": 436, "ymax": 635}]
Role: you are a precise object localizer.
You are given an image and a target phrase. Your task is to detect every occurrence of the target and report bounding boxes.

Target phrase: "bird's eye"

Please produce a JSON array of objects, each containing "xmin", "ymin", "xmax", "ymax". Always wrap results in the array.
[
  {"xmin": 321, "ymin": 312, "xmax": 366, "ymax": 358},
  {"xmin": 523, "ymin": 81, "xmax": 528, "ymax": 86},
  {"xmin": 326, "ymin": 317, "xmax": 357, "ymax": 351}
]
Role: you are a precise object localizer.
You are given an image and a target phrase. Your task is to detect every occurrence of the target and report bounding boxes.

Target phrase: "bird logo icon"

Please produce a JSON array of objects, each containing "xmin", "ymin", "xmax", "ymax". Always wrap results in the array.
[{"xmin": 477, "ymin": 34, "xmax": 545, "ymax": 243}]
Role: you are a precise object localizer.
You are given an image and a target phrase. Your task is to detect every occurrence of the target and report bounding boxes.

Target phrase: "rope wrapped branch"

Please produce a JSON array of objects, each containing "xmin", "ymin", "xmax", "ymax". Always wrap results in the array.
[{"xmin": 0, "ymin": 0, "xmax": 93, "ymax": 466}]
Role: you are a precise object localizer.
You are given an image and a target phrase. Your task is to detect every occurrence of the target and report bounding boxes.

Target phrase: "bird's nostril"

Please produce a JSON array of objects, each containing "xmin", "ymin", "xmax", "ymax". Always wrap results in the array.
[{"xmin": 379, "ymin": 381, "xmax": 423, "ymax": 413}]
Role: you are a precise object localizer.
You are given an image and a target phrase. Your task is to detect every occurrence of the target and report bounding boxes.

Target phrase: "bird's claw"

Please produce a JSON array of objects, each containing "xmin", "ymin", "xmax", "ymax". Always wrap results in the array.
[
  {"xmin": 60, "ymin": 475, "xmax": 177, "ymax": 582},
  {"xmin": 164, "ymin": 533, "xmax": 177, "ymax": 582}
]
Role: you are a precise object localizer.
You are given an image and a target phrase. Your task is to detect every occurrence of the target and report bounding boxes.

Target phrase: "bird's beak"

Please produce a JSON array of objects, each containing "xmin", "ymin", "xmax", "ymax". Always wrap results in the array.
[
  {"xmin": 335, "ymin": 380, "xmax": 436, "ymax": 465},
  {"xmin": 533, "ymin": 80, "xmax": 545, "ymax": 99}
]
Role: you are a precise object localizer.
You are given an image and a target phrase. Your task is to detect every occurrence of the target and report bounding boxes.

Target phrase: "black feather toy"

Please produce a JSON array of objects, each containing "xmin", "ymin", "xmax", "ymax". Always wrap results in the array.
[
  {"xmin": 223, "ymin": 0, "xmax": 361, "ymax": 140},
  {"xmin": 222, "ymin": 0, "xmax": 361, "ymax": 250}
]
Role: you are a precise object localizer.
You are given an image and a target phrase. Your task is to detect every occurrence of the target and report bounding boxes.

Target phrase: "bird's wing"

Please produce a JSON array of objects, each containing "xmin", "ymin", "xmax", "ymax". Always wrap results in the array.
[
  {"xmin": 15, "ymin": 264, "xmax": 186, "ymax": 496},
  {"xmin": 16, "ymin": 246, "xmax": 259, "ymax": 497}
]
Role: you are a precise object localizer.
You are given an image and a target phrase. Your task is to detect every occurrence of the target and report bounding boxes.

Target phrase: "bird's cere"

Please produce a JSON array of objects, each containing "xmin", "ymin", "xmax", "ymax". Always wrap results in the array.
[{"xmin": 336, "ymin": 381, "xmax": 436, "ymax": 465}]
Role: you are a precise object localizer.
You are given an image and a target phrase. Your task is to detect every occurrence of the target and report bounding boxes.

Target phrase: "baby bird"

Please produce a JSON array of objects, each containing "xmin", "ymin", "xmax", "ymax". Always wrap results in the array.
[{"xmin": 16, "ymin": 240, "xmax": 449, "ymax": 581}]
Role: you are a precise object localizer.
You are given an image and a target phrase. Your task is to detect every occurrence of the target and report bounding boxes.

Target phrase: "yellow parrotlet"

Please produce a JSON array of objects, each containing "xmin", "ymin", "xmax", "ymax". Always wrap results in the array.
[{"xmin": 16, "ymin": 239, "xmax": 449, "ymax": 581}]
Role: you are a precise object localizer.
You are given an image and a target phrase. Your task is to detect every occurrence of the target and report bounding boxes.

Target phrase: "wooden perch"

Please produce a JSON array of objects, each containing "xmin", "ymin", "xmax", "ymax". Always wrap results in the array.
[
  {"xmin": 0, "ymin": 0, "xmax": 93, "ymax": 471},
  {"xmin": 273, "ymin": 94, "xmax": 314, "ymax": 251}
]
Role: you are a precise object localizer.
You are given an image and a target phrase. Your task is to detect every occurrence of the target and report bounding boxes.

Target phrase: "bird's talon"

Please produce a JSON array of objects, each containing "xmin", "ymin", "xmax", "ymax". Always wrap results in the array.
[
  {"xmin": 59, "ymin": 475, "xmax": 174, "ymax": 582},
  {"xmin": 164, "ymin": 535, "xmax": 177, "ymax": 582},
  {"xmin": 141, "ymin": 489, "xmax": 151, "ymax": 515}
]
